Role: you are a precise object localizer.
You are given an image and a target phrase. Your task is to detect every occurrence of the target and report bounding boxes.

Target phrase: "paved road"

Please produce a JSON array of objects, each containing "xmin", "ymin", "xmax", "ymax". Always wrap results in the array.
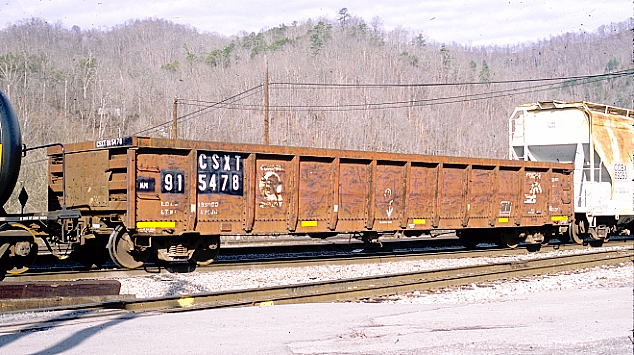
[{"xmin": 0, "ymin": 287, "xmax": 632, "ymax": 354}]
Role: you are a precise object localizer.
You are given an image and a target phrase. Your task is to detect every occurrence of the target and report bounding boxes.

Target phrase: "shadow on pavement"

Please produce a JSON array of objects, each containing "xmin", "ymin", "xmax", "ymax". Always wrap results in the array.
[{"xmin": 0, "ymin": 311, "xmax": 137, "ymax": 354}]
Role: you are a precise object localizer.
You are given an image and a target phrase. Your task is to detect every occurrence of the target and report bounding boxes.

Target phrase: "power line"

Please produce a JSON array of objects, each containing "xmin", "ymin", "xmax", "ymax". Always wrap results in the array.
[
  {"xmin": 174, "ymin": 71, "xmax": 632, "ymax": 113},
  {"xmin": 176, "ymin": 85, "xmax": 262, "ymax": 123},
  {"xmin": 274, "ymin": 71, "xmax": 633, "ymax": 111},
  {"xmin": 133, "ymin": 69, "xmax": 630, "ymax": 136},
  {"xmin": 270, "ymin": 68, "xmax": 634, "ymax": 88},
  {"xmin": 177, "ymin": 88, "xmax": 262, "ymax": 109},
  {"xmin": 133, "ymin": 84, "xmax": 262, "ymax": 135},
  {"xmin": 287, "ymin": 72, "xmax": 632, "ymax": 112}
]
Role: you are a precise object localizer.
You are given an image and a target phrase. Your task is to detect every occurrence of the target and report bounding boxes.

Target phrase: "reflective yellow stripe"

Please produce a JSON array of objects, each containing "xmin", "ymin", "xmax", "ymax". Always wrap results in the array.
[
  {"xmin": 413, "ymin": 219, "xmax": 426, "ymax": 225},
  {"xmin": 498, "ymin": 217, "xmax": 509, "ymax": 223},
  {"xmin": 301, "ymin": 220, "xmax": 318, "ymax": 227},
  {"xmin": 136, "ymin": 221, "xmax": 176, "ymax": 229},
  {"xmin": 0, "ymin": 144, "xmax": 3, "ymax": 167},
  {"xmin": 551, "ymin": 216, "xmax": 568, "ymax": 222}
]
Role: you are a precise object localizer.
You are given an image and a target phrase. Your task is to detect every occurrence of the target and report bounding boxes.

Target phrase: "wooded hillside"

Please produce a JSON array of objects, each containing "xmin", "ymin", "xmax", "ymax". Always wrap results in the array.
[{"xmin": 1, "ymin": 12, "xmax": 632, "ymax": 210}]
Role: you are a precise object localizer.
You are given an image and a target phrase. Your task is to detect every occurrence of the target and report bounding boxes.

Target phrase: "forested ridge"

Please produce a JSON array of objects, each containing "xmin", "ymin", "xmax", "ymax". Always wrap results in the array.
[{"xmin": 1, "ymin": 12, "xmax": 633, "ymax": 210}]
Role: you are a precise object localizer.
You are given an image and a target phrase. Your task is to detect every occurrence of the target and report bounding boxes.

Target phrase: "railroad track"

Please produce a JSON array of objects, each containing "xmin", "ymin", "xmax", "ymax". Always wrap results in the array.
[
  {"xmin": 19, "ymin": 235, "xmax": 467, "ymax": 278},
  {"xmin": 120, "ymin": 248, "xmax": 634, "ymax": 312},
  {"xmin": 0, "ymin": 247, "xmax": 630, "ymax": 330},
  {"xmin": 6, "ymin": 239, "xmax": 632, "ymax": 282}
]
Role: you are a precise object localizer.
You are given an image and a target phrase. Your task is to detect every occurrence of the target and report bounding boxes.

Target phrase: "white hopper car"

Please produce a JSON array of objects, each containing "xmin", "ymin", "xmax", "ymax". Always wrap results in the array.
[{"xmin": 509, "ymin": 101, "xmax": 633, "ymax": 243}]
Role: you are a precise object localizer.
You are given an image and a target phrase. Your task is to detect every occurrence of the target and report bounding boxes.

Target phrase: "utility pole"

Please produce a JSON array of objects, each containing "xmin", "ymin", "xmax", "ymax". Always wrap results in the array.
[
  {"xmin": 172, "ymin": 97, "xmax": 178, "ymax": 140},
  {"xmin": 263, "ymin": 60, "xmax": 270, "ymax": 145}
]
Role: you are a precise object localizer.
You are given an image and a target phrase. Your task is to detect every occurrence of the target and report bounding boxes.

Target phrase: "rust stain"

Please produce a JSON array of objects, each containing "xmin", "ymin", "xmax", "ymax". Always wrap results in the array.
[{"xmin": 49, "ymin": 136, "xmax": 573, "ymax": 237}]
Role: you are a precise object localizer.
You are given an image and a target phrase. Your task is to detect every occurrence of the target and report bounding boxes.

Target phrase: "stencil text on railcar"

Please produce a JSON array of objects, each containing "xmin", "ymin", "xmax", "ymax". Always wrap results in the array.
[{"xmin": 197, "ymin": 152, "xmax": 244, "ymax": 195}]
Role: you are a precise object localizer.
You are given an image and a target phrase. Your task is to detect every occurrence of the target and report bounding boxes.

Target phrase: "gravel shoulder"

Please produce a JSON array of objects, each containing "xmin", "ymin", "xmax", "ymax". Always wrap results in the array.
[{"xmin": 116, "ymin": 245, "xmax": 632, "ymax": 298}]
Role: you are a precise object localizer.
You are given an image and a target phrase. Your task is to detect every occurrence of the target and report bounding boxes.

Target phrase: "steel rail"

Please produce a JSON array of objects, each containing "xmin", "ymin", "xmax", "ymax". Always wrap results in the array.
[
  {"xmin": 7, "ymin": 241, "xmax": 632, "ymax": 282},
  {"xmin": 4, "ymin": 248, "xmax": 630, "ymax": 317},
  {"xmin": 0, "ymin": 248, "xmax": 630, "ymax": 334},
  {"xmin": 120, "ymin": 248, "xmax": 634, "ymax": 312}
]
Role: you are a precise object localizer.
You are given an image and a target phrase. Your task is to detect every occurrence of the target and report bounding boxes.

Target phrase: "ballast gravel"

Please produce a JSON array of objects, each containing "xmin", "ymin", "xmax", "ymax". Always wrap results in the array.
[
  {"xmin": 376, "ymin": 262, "xmax": 632, "ymax": 304},
  {"xmin": 116, "ymin": 245, "xmax": 632, "ymax": 299},
  {"xmin": 1, "ymin": 246, "xmax": 631, "ymax": 354}
]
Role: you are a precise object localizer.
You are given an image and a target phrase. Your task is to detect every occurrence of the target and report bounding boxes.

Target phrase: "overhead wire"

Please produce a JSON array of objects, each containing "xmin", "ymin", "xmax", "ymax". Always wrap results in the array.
[
  {"xmin": 177, "ymin": 87, "xmax": 263, "ymax": 111},
  {"xmin": 174, "ymin": 85, "xmax": 262, "ymax": 124},
  {"xmin": 133, "ymin": 84, "xmax": 263, "ymax": 135},
  {"xmin": 271, "ymin": 71, "xmax": 633, "ymax": 112},
  {"xmin": 172, "ymin": 70, "xmax": 632, "ymax": 113},
  {"xmin": 270, "ymin": 68, "xmax": 634, "ymax": 88},
  {"xmin": 132, "ymin": 69, "xmax": 631, "ymax": 136}
]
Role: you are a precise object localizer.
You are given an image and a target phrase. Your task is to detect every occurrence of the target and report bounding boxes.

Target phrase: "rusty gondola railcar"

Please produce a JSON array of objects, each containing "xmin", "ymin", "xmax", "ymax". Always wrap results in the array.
[{"xmin": 46, "ymin": 137, "xmax": 574, "ymax": 268}]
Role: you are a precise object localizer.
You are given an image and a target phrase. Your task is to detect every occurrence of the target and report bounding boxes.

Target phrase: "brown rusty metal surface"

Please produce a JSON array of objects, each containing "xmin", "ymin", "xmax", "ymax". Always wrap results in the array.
[
  {"xmin": 49, "ymin": 136, "xmax": 574, "ymax": 238},
  {"xmin": 0, "ymin": 280, "xmax": 121, "ymax": 299},
  {"xmin": 48, "ymin": 146, "xmax": 130, "ymax": 212},
  {"xmin": 135, "ymin": 149, "xmax": 191, "ymax": 229},
  {"xmin": 1, "ymin": 295, "xmax": 130, "ymax": 312},
  {"xmin": 589, "ymin": 110, "xmax": 633, "ymax": 183},
  {"xmin": 64, "ymin": 150, "xmax": 110, "ymax": 208}
]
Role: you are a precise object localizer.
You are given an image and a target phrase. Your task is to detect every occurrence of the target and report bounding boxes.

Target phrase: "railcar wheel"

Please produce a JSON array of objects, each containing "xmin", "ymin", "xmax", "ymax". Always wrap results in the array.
[
  {"xmin": 107, "ymin": 227, "xmax": 146, "ymax": 269},
  {"xmin": 6, "ymin": 259, "xmax": 34, "ymax": 275},
  {"xmin": 499, "ymin": 230, "xmax": 520, "ymax": 249},
  {"xmin": 568, "ymin": 221, "xmax": 584, "ymax": 245},
  {"xmin": 191, "ymin": 235, "xmax": 220, "ymax": 266},
  {"xmin": 0, "ymin": 224, "xmax": 38, "ymax": 276}
]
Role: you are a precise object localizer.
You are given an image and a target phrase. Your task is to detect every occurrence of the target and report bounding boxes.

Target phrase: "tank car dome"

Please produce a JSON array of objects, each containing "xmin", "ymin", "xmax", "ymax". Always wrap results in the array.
[{"xmin": 0, "ymin": 90, "xmax": 21, "ymax": 208}]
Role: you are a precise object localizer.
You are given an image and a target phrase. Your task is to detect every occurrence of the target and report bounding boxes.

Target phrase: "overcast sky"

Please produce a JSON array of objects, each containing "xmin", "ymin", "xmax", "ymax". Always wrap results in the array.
[{"xmin": 0, "ymin": 0, "xmax": 631, "ymax": 46}]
